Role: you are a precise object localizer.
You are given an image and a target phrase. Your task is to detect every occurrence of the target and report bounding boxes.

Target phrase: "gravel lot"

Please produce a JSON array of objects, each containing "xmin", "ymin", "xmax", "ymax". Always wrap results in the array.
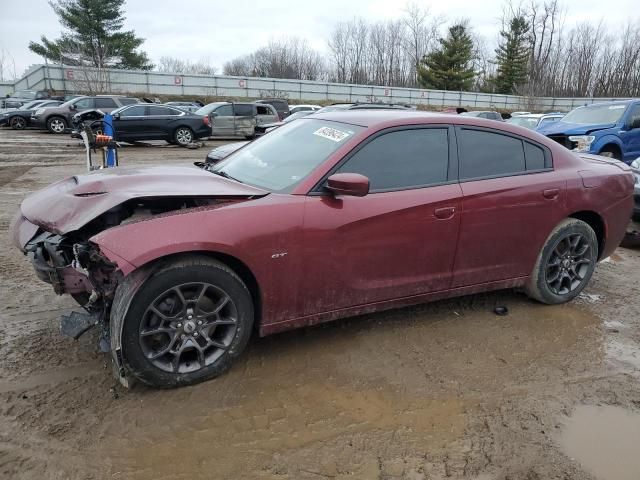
[{"xmin": 1, "ymin": 128, "xmax": 639, "ymax": 480}]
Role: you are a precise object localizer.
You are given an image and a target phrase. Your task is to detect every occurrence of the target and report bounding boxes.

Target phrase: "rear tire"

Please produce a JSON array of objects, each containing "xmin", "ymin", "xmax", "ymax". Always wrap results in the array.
[
  {"xmin": 47, "ymin": 116, "xmax": 67, "ymax": 134},
  {"xmin": 525, "ymin": 219, "xmax": 598, "ymax": 304},
  {"xmin": 120, "ymin": 257, "xmax": 254, "ymax": 388},
  {"xmin": 174, "ymin": 127, "xmax": 194, "ymax": 146},
  {"xmin": 10, "ymin": 116, "xmax": 27, "ymax": 130}
]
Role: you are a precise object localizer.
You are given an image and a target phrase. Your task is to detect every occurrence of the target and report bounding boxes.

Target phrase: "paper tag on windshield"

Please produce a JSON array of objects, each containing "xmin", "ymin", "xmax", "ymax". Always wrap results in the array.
[
  {"xmin": 313, "ymin": 127, "xmax": 351, "ymax": 142},
  {"xmin": 609, "ymin": 105, "xmax": 626, "ymax": 109}
]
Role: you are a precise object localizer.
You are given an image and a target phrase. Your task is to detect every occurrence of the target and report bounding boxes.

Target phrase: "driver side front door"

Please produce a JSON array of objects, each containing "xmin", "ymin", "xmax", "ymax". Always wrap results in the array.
[{"xmin": 300, "ymin": 126, "xmax": 462, "ymax": 316}]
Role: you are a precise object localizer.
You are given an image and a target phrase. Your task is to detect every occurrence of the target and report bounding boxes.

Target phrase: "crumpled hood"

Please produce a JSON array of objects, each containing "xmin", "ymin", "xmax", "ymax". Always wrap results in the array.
[
  {"xmin": 20, "ymin": 165, "xmax": 268, "ymax": 234},
  {"xmin": 537, "ymin": 120, "xmax": 616, "ymax": 136}
]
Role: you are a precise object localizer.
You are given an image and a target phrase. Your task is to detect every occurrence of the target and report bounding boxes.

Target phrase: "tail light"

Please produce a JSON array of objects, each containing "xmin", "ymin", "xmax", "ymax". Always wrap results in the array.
[{"xmin": 203, "ymin": 116, "xmax": 210, "ymax": 127}]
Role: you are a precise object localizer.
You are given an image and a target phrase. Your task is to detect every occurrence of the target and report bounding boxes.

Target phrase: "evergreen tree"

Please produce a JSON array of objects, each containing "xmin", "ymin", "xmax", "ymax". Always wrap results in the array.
[
  {"xmin": 494, "ymin": 16, "xmax": 530, "ymax": 94},
  {"xmin": 418, "ymin": 24, "xmax": 476, "ymax": 91},
  {"xmin": 29, "ymin": 0, "xmax": 152, "ymax": 70}
]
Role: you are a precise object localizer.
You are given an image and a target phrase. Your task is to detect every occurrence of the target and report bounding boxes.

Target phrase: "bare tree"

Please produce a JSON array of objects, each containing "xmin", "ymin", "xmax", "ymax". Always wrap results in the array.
[
  {"xmin": 0, "ymin": 47, "xmax": 18, "ymax": 81},
  {"xmin": 157, "ymin": 57, "xmax": 217, "ymax": 75}
]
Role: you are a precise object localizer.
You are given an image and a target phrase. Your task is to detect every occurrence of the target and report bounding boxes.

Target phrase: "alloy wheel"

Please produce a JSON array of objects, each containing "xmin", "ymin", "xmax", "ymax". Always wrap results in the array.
[
  {"xmin": 11, "ymin": 117, "xmax": 26, "ymax": 129},
  {"xmin": 139, "ymin": 282, "xmax": 238, "ymax": 374},
  {"xmin": 176, "ymin": 128, "xmax": 193, "ymax": 145},
  {"xmin": 49, "ymin": 118, "xmax": 66, "ymax": 133},
  {"xmin": 545, "ymin": 233, "xmax": 593, "ymax": 295}
]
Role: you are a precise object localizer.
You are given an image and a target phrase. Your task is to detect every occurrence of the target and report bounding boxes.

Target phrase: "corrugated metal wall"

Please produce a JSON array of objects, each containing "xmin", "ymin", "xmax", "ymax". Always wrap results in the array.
[{"xmin": 4, "ymin": 64, "xmax": 635, "ymax": 111}]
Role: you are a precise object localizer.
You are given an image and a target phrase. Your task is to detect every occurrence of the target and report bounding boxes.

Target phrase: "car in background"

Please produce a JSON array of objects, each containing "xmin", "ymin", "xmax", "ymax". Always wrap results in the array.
[
  {"xmin": 256, "ymin": 98, "xmax": 290, "ymax": 120},
  {"xmin": 109, "ymin": 104, "xmax": 211, "ymax": 145},
  {"xmin": 461, "ymin": 111, "xmax": 504, "ymax": 121},
  {"xmin": 254, "ymin": 110, "xmax": 315, "ymax": 136},
  {"xmin": 1, "ymin": 89, "xmax": 51, "ymax": 109},
  {"xmin": 316, "ymin": 103, "xmax": 413, "ymax": 113},
  {"xmin": 31, "ymin": 95, "xmax": 139, "ymax": 134},
  {"xmin": 11, "ymin": 110, "xmax": 635, "ymax": 388},
  {"xmin": 632, "ymin": 157, "xmax": 640, "ymax": 219},
  {"xmin": 538, "ymin": 100, "xmax": 640, "ymax": 162},
  {"xmin": 204, "ymin": 141, "xmax": 249, "ymax": 164},
  {"xmin": 507, "ymin": 113, "xmax": 564, "ymax": 130},
  {"xmin": 511, "ymin": 111, "xmax": 531, "ymax": 117},
  {"xmin": 289, "ymin": 104, "xmax": 321, "ymax": 114},
  {"xmin": 0, "ymin": 100, "xmax": 63, "ymax": 129},
  {"xmin": 165, "ymin": 101, "xmax": 202, "ymax": 113},
  {"xmin": 197, "ymin": 102, "xmax": 279, "ymax": 138}
]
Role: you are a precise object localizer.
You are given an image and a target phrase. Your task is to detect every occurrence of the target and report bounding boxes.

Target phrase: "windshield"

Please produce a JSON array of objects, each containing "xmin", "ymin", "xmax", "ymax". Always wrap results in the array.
[
  {"xmin": 212, "ymin": 119, "xmax": 364, "ymax": 192},
  {"xmin": 13, "ymin": 90, "xmax": 36, "ymax": 99},
  {"xmin": 562, "ymin": 104, "xmax": 628, "ymax": 125},
  {"xmin": 195, "ymin": 102, "xmax": 226, "ymax": 116},
  {"xmin": 507, "ymin": 116, "xmax": 540, "ymax": 129}
]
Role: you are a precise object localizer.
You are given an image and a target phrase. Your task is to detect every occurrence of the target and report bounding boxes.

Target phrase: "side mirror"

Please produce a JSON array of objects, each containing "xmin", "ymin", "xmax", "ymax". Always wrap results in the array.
[
  {"xmin": 112, "ymin": 113, "xmax": 120, "ymax": 120},
  {"xmin": 326, "ymin": 173, "xmax": 370, "ymax": 197},
  {"xmin": 69, "ymin": 104, "xmax": 77, "ymax": 111}
]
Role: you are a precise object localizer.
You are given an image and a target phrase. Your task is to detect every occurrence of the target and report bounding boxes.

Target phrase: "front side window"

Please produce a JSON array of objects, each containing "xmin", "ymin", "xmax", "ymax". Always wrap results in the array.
[
  {"xmin": 336, "ymin": 128, "xmax": 449, "ymax": 191},
  {"xmin": 212, "ymin": 119, "xmax": 364, "ymax": 192},
  {"xmin": 74, "ymin": 98, "xmax": 94, "ymax": 110},
  {"xmin": 626, "ymin": 104, "xmax": 640, "ymax": 128},
  {"xmin": 119, "ymin": 105, "xmax": 147, "ymax": 117},
  {"xmin": 215, "ymin": 104, "xmax": 233, "ymax": 117}
]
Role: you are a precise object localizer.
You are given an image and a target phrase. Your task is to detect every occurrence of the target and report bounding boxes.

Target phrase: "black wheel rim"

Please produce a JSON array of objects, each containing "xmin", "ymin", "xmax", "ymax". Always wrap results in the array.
[
  {"xmin": 139, "ymin": 282, "xmax": 238, "ymax": 374},
  {"xmin": 12, "ymin": 117, "xmax": 26, "ymax": 129},
  {"xmin": 545, "ymin": 233, "xmax": 593, "ymax": 295}
]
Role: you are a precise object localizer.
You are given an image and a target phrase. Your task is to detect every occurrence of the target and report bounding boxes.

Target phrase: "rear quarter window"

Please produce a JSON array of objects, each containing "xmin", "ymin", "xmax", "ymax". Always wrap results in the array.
[{"xmin": 234, "ymin": 104, "xmax": 255, "ymax": 117}]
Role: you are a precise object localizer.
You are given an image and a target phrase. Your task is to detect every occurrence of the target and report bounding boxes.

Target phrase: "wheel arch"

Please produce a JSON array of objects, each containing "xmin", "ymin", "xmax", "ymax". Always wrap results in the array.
[
  {"xmin": 597, "ymin": 141, "xmax": 622, "ymax": 158},
  {"xmin": 568, "ymin": 210, "xmax": 606, "ymax": 260}
]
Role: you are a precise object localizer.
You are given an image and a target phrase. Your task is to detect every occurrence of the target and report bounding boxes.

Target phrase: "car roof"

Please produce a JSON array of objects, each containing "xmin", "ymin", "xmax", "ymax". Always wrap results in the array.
[
  {"xmin": 311, "ymin": 110, "xmax": 448, "ymax": 127},
  {"xmin": 583, "ymin": 99, "xmax": 639, "ymax": 107}
]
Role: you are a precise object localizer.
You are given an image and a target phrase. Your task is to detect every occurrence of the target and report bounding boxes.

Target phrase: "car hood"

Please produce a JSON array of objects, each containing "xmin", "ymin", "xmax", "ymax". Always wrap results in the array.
[
  {"xmin": 20, "ymin": 165, "xmax": 268, "ymax": 234},
  {"xmin": 537, "ymin": 120, "xmax": 616, "ymax": 136}
]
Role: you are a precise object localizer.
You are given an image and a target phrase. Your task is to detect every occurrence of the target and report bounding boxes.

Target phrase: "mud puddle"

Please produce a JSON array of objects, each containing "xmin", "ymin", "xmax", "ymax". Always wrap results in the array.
[{"xmin": 560, "ymin": 405, "xmax": 640, "ymax": 480}]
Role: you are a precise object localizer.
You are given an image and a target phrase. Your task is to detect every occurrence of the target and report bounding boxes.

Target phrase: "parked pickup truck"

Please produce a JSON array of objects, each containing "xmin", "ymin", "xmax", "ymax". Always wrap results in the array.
[{"xmin": 538, "ymin": 100, "xmax": 640, "ymax": 164}]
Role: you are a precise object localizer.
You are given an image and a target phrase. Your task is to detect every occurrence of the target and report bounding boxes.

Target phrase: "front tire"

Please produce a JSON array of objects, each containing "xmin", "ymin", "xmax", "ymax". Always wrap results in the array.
[
  {"xmin": 47, "ymin": 116, "xmax": 67, "ymax": 134},
  {"xmin": 174, "ymin": 126, "xmax": 194, "ymax": 146},
  {"xmin": 121, "ymin": 257, "xmax": 254, "ymax": 388},
  {"xmin": 599, "ymin": 146, "xmax": 621, "ymax": 160},
  {"xmin": 525, "ymin": 219, "xmax": 598, "ymax": 304}
]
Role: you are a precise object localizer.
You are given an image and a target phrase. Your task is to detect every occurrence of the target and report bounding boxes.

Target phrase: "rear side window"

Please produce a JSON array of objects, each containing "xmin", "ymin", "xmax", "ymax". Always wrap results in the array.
[
  {"xmin": 148, "ymin": 106, "xmax": 173, "ymax": 115},
  {"xmin": 256, "ymin": 105, "xmax": 277, "ymax": 115},
  {"xmin": 234, "ymin": 104, "xmax": 254, "ymax": 117},
  {"xmin": 74, "ymin": 98, "xmax": 94, "ymax": 110},
  {"xmin": 337, "ymin": 128, "xmax": 449, "ymax": 191},
  {"xmin": 458, "ymin": 128, "xmax": 549, "ymax": 180},
  {"xmin": 95, "ymin": 98, "xmax": 117, "ymax": 108}
]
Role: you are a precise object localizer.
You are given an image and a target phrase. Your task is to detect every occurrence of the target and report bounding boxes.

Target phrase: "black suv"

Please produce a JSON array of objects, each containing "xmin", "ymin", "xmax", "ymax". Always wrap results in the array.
[
  {"xmin": 31, "ymin": 95, "xmax": 139, "ymax": 134},
  {"xmin": 255, "ymin": 98, "xmax": 290, "ymax": 120}
]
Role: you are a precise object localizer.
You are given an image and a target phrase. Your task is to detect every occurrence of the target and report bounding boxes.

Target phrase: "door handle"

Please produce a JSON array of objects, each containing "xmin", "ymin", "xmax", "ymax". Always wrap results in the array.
[
  {"xmin": 543, "ymin": 188, "xmax": 560, "ymax": 199},
  {"xmin": 434, "ymin": 206, "xmax": 456, "ymax": 219}
]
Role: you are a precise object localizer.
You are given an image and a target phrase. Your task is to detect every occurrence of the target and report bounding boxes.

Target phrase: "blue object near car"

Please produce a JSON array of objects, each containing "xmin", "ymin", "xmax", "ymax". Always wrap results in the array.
[{"xmin": 537, "ymin": 100, "xmax": 640, "ymax": 164}]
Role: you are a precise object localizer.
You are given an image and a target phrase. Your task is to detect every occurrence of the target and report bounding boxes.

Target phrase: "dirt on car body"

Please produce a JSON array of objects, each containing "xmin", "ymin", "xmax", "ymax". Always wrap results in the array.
[{"xmin": 1, "ymin": 128, "xmax": 640, "ymax": 480}]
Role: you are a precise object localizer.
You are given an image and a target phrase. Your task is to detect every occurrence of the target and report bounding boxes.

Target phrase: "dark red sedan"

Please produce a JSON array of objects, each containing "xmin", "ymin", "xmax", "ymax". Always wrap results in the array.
[{"xmin": 11, "ymin": 111, "xmax": 635, "ymax": 388}]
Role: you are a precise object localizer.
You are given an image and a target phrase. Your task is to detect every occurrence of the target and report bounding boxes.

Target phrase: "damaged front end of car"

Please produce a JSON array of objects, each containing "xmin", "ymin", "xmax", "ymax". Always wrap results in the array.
[{"xmin": 11, "ymin": 165, "xmax": 269, "ymax": 386}]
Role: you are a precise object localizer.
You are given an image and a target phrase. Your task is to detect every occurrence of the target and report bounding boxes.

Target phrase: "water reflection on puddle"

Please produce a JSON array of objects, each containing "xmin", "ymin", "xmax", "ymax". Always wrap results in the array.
[{"xmin": 560, "ymin": 405, "xmax": 640, "ymax": 480}]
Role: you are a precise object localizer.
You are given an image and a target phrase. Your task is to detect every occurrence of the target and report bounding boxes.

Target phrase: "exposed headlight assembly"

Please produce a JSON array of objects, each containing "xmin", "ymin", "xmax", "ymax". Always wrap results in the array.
[{"xmin": 568, "ymin": 135, "xmax": 596, "ymax": 152}]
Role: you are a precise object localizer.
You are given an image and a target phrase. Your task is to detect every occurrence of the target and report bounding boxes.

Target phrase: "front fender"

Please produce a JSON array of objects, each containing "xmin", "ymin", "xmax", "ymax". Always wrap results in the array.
[{"xmin": 592, "ymin": 134, "xmax": 623, "ymax": 154}]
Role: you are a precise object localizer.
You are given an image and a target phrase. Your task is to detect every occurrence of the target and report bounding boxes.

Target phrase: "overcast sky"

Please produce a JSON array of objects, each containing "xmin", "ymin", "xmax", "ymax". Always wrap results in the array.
[{"xmin": 0, "ymin": 0, "xmax": 637, "ymax": 77}]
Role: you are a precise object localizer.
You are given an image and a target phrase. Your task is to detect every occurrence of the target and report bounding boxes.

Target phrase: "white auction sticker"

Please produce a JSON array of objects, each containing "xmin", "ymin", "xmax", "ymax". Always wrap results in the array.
[
  {"xmin": 608, "ymin": 105, "xmax": 625, "ymax": 109},
  {"xmin": 313, "ymin": 126, "xmax": 351, "ymax": 142}
]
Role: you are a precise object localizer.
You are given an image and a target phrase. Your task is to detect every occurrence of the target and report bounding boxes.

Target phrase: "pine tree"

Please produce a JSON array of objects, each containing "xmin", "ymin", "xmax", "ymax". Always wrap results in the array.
[
  {"xmin": 417, "ymin": 24, "xmax": 476, "ymax": 91},
  {"xmin": 29, "ymin": 0, "xmax": 152, "ymax": 70},
  {"xmin": 494, "ymin": 16, "xmax": 531, "ymax": 94}
]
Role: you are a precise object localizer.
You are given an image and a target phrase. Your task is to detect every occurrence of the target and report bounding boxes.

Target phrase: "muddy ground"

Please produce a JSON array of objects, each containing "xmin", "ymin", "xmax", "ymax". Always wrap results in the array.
[{"xmin": 0, "ymin": 127, "xmax": 639, "ymax": 480}]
